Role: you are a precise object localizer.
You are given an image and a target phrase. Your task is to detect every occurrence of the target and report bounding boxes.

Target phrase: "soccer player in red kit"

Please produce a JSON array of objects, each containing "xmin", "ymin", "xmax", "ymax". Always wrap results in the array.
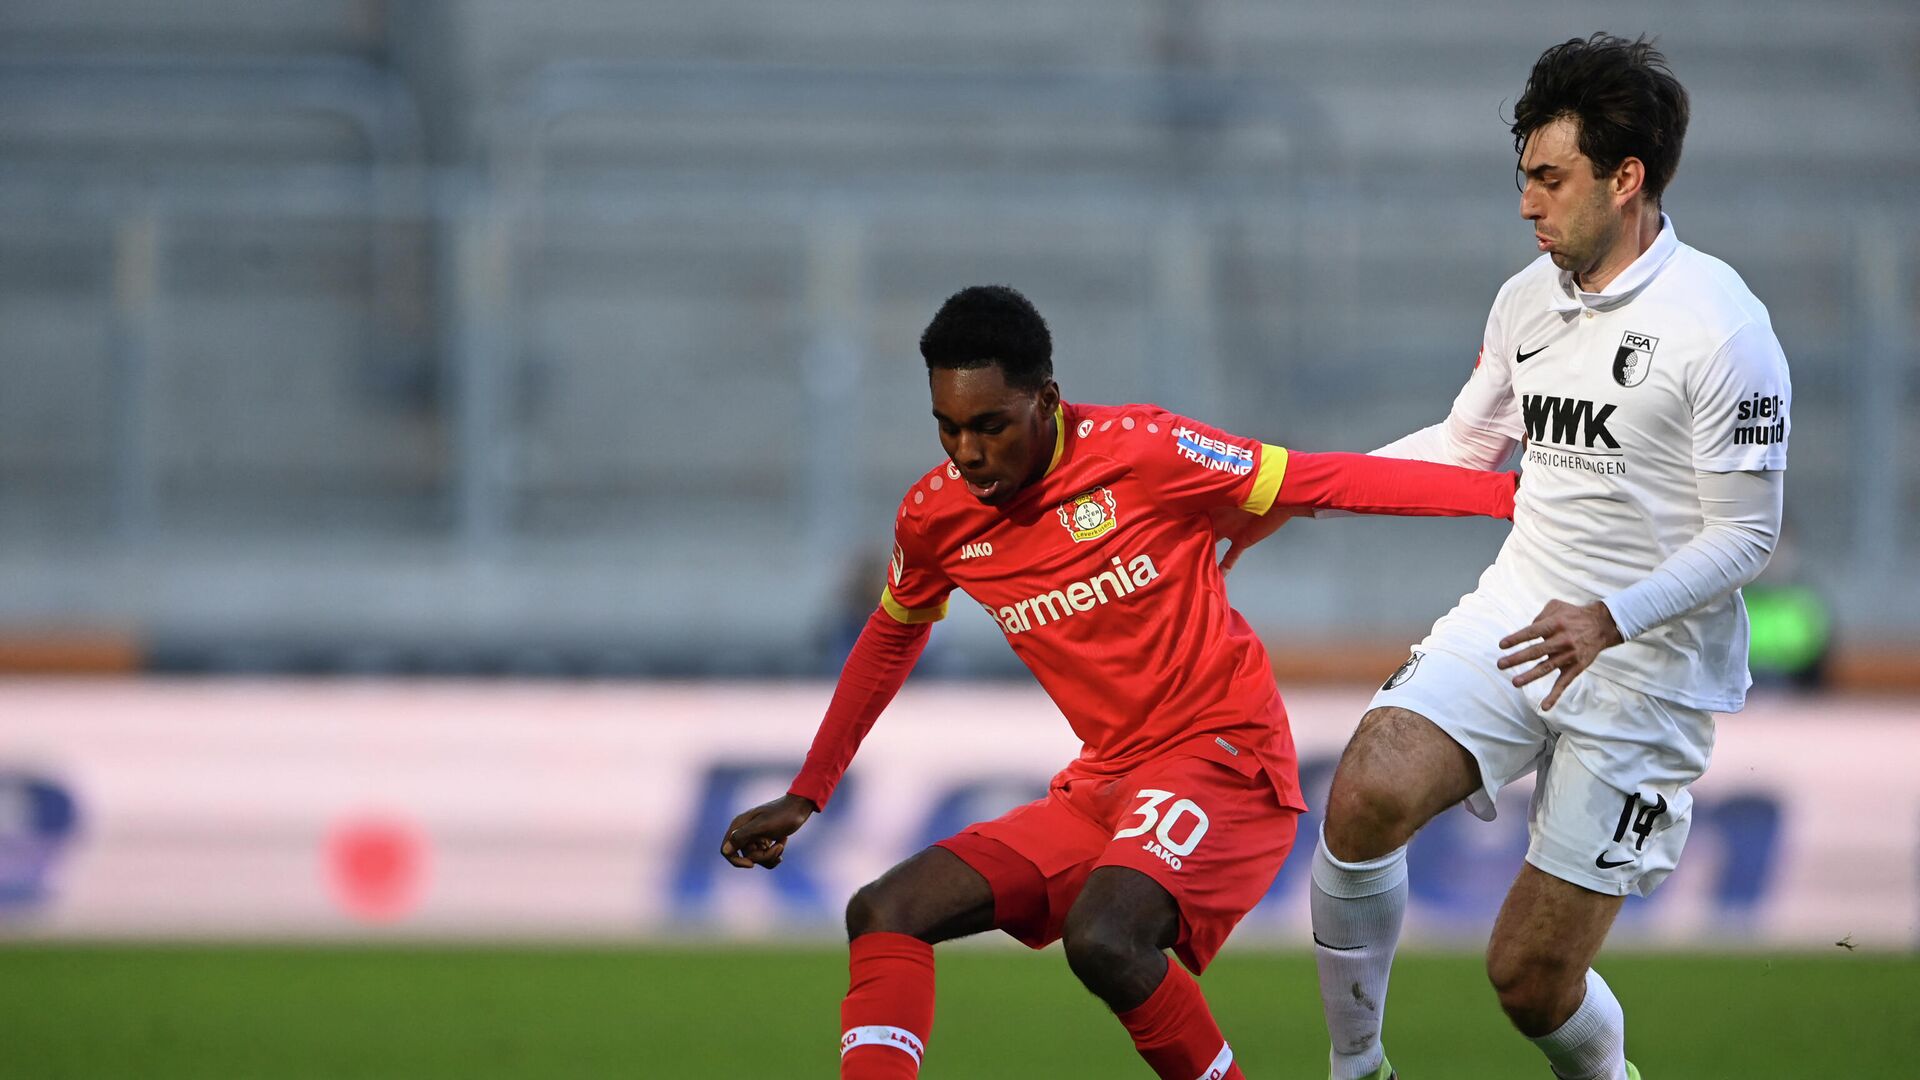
[{"xmin": 721, "ymin": 285, "xmax": 1517, "ymax": 1080}]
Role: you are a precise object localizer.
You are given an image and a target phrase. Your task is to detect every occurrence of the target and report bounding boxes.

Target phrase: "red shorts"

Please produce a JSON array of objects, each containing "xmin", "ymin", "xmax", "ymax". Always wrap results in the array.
[{"xmin": 935, "ymin": 751, "xmax": 1299, "ymax": 973}]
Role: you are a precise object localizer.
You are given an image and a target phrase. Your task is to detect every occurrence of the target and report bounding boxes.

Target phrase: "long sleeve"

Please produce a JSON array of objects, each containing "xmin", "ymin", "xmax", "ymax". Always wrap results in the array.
[
  {"xmin": 1272, "ymin": 449, "xmax": 1517, "ymax": 519},
  {"xmin": 1372, "ymin": 416, "xmax": 1518, "ymax": 470},
  {"xmin": 1601, "ymin": 470, "xmax": 1783, "ymax": 640},
  {"xmin": 788, "ymin": 608, "xmax": 932, "ymax": 810}
]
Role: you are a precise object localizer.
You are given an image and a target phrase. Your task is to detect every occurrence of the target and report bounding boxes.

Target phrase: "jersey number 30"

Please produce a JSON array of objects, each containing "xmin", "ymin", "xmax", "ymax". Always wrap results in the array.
[{"xmin": 1113, "ymin": 789, "xmax": 1211, "ymax": 856}]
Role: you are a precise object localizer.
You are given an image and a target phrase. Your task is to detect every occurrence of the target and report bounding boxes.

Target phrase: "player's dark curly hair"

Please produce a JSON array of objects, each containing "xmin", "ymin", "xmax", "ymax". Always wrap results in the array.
[
  {"xmin": 1511, "ymin": 33, "xmax": 1690, "ymax": 205},
  {"xmin": 919, "ymin": 285, "xmax": 1053, "ymax": 393}
]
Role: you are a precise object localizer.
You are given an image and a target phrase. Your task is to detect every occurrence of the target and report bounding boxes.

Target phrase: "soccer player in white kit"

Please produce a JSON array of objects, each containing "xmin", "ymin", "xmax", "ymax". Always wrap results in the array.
[{"xmin": 1303, "ymin": 35, "xmax": 1791, "ymax": 1080}]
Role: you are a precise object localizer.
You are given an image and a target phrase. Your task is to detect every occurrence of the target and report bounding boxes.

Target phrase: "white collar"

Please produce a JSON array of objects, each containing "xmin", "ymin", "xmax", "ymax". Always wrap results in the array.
[{"xmin": 1546, "ymin": 213, "xmax": 1679, "ymax": 313}]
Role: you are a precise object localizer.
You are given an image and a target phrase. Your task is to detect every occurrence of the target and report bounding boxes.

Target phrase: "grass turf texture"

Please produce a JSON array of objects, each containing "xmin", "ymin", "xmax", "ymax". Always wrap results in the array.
[{"xmin": 2, "ymin": 945, "xmax": 1913, "ymax": 1078}]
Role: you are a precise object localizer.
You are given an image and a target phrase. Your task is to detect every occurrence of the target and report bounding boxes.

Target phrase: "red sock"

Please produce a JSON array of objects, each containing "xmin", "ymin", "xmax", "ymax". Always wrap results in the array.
[
  {"xmin": 840, "ymin": 932, "xmax": 935, "ymax": 1079},
  {"xmin": 1116, "ymin": 962, "xmax": 1245, "ymax": 1080}
]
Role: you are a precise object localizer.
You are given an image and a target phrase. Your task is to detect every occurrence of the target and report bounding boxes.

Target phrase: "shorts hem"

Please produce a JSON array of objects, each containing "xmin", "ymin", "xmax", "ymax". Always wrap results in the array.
[
  {"xmin": 1523, "ymin": 851, "xmax": 1633, "ymax": 898},
  {"xmin": 1369, "ymin": 651, "xmax": 1523, "ymax": 822},
  {"xmin": 932, "ymin": 833, "xmax": 1056, "ymax": 949}
]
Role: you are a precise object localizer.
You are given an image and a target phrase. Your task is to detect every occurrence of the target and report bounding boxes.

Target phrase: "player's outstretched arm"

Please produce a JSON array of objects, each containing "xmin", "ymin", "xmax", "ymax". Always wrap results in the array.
[
  {"xmin": 1372, "ymin": 414, "xmax": 1518, "ymax": 470},
  {"xmin": 1274, "ymin": 450, "xmax": 1518, "ymax": 519},
  {"xmin": 1213, "ymin": 450, "xmax": 1511, "ymax": 570}
]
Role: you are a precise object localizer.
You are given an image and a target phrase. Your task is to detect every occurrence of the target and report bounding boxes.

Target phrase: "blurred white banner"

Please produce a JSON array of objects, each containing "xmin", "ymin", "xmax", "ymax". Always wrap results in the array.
[{"xmin": 0, "ymin": 680, "xmax": 1912, "ymax": 949}]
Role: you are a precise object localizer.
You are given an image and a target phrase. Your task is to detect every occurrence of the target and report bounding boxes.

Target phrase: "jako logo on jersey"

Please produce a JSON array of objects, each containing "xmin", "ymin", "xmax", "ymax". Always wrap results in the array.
[
  {"xmin": 1613, "ymin": 331, "xmax": 1659, "ymax": 387},
  {"xmin": 986, "ymin": 554, "xmax": 1159, "ymax": 635},
  {"xmin": 1172, "ymin": 427, "xmax": 1254, "ymax": 476},
  {"xmin": 1521, "ymin": 394, "xmax": 1620, "ymax": 449},
  {"xmin": 889, "ymin": 543, "xmax": 905, "ymax": 586},
  {"xmin": 959, "ymin": 541, "xmax": 994, "ymax": 560},
  {"xmin": 1733, "ymin": 392, "xmax": 1787, "ymax": 446},
  {"xmin": 1058, "ymin": 487, "xmax": 1119, "ymax": 542}
]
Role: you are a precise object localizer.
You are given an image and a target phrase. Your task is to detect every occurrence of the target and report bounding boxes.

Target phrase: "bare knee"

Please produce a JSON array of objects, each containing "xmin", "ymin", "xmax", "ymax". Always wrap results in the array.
[
  {"xmin": 1484, "ymin": 864, "xmax": 1624, "ymax": 1036},
  {"xmin": 1321, "ymin": 773, "xmax": 1420, "ymax": 862},
  {"xmin": 845, "ymin": 879, "xmax": 906, "ymax": 939},
  {"xmin": 844, "ymin": 847, "xmax": 995, "ymax": 944},
  {"xmin": 842, "ymin": 875, "xmax": 946, "ymax": 941},
  {"xmin": 1485, "ymin": 944, "xmax": 1585, "ymax": 1037},
  {"xmin": 1061, "ymin": 914, "xmax": 1133, "ymax": 989},
  {"xmin": 1061, "ymin": 906, "xmax": 1165, "ymax": 1011},
  {"xmin": 1322, "ymin": 708, "xmax": 1470, "ymax": 860},
  {"xmin": 1061, "ymin": 870, "xmax": 1178, "ymax": 1013}
]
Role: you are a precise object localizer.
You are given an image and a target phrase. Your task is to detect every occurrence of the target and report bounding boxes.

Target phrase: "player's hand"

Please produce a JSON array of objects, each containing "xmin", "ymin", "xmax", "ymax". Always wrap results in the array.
[
  {"xmin": 1496, "ymin": 599, "xmax": 1624, "ymax": 710},
  {"xmin": 1211, "ymin": 506, "xmax": 1300, "ymax": 573},
  {"xmin": 720, "ymin": 793, "xmax": 816, "ymax": 870}
]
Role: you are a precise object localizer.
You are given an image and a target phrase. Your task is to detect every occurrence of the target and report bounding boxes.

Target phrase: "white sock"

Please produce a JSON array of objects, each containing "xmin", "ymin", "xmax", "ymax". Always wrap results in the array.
[
  {"xmin": 1310, "ymin": 828, "xmax": 1409, "ymax": 1080},
  {"xmin": 1530, "ymin": 968, "xmax": 1627, "ymax": 1080}
]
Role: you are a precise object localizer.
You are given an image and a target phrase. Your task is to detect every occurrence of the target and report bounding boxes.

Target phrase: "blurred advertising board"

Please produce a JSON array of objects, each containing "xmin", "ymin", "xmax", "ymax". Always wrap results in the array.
[{"xmin": 0, "ymin": 680, "xmax": 1912, "ymax": 948}]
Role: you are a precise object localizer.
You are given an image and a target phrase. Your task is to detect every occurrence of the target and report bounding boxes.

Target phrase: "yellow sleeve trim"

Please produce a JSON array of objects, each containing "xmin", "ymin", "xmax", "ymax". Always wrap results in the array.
[
  {"xmin": 1240, "ymin": 444, "xmax": 1290, "ymax": 515},
  {"xmin": 880, "ymin": 586, "xmax": 948, "ymax": 624}
]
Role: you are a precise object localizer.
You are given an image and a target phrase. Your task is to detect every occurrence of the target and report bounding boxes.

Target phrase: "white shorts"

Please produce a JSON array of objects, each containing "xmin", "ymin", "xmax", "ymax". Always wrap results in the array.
[{"xmin": 1370, "ymin": 593, "xmax": 1714, "ymax": 897}]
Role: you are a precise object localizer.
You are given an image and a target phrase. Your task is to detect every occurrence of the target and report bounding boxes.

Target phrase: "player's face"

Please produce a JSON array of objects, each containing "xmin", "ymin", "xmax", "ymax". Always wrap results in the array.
[
  {"xmin": 1518, "ymin": 117, "xmax": 1625, "ymax": 282},
  {"xmin": 929, "ymin": 366, "xmax": 1060, "ymax": 507}
]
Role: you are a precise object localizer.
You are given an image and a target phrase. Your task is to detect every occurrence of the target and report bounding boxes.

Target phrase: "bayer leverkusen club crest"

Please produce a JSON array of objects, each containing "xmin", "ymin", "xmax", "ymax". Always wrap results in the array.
[{"xmin": 1058, "ymin": 487, "xmax": 1119, "ymax": 543}]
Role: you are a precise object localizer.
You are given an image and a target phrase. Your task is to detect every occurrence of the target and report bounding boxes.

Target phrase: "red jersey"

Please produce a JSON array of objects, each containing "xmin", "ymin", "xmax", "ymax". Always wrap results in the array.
[
  {"xmin": 790, "ymin": 400, "xmax": 1515, "ymax": 814},
  {"xmin": 882, "ymin": 400, "xmax": 1305, "ymax": 804}
]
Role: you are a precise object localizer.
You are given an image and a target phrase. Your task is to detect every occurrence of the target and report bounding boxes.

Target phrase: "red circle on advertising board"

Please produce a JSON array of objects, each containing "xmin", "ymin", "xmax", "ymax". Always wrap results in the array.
[{"xmin": 324, "ymin": 816, "xmax": 426, "ymax": 922}]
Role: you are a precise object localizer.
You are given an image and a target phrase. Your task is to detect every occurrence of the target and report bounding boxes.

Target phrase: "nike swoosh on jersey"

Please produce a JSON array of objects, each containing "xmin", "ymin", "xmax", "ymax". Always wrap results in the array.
[
  {"xmin": 1594, "ymin": 853, "xmax": 1634, "ymax": 869},
  {"xmin": 1516, "ymin": 345, "xmax": 1549, "ymax": 363}
]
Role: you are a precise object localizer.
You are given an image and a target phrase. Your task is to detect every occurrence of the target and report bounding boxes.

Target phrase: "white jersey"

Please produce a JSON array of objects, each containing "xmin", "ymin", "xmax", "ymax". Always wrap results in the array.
[{"xmin": 1427, "ymin": 216, "xmax": 1790, "ymax": 712}]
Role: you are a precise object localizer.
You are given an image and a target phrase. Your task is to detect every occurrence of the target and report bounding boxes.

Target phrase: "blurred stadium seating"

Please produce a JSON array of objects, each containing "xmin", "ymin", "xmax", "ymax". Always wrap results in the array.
[{"xmin": 0, "ymin": 0, "xmax": 1914, "ymax": 679}]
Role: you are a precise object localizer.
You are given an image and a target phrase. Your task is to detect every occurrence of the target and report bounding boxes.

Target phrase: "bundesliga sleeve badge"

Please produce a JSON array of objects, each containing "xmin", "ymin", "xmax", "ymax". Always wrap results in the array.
[{"xmin": 1058, "ymin": 487, "xmax": 1119, "ymax": 543}]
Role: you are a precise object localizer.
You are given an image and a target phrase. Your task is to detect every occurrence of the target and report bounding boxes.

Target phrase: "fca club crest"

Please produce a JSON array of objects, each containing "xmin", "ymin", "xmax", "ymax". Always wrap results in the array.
[
  {"xmin": 1058, "ymin": 487, "xmax": 1119, "ymax": 543},
  {"xmin": 1613, "ymin": 331, "xmax": 1659, "ymax": 387},
  {"xmin": 1382, "ymin": 651, "xmax": 1422, "ymax": 691}
]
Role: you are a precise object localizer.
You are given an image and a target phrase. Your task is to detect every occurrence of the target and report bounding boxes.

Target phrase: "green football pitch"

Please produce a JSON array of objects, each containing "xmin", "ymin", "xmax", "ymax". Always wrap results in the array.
[{"xmin": 1, "ymin": 945, "xmax": 1913, "ymax": 1078}]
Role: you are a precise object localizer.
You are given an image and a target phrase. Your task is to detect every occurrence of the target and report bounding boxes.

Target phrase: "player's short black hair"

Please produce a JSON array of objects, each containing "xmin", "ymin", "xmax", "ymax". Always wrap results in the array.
[
  {"xmin": 919, "ymin": 285, "xmax": 1053, "ymax": 393},
  {"xmin": 1511, "ymin": 33, "xmax": 1690, "ymax": 205}
]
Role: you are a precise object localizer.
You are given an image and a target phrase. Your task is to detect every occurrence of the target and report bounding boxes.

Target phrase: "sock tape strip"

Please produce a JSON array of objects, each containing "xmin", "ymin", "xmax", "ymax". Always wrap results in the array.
[
  {"xmin": 841, "ymin": 1025, "xmax": 925, "ymax": 1064},
  {"xmin": 1196, "ymin": 1041, "xmax": 1234, "ymax": 1080}
]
